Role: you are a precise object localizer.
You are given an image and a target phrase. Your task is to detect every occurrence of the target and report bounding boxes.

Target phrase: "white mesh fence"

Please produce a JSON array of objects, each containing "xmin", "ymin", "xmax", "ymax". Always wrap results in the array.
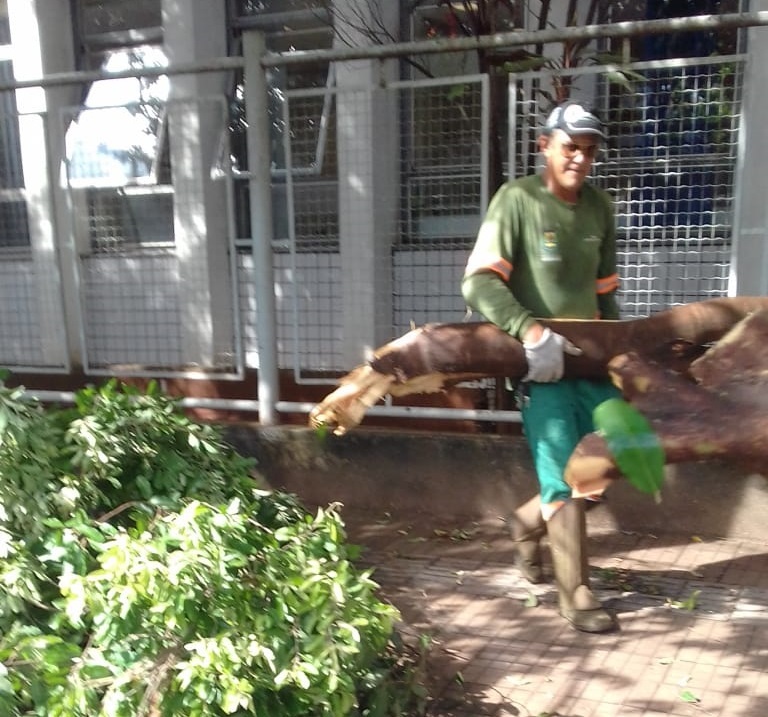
[
  {"xmin": 510, "ymin": 56, "xmax": 745, "ymax": 319},
  {"xmin": 63, "ymin": 95, "xmax": 242, "ymax": 376},
  {"xmin": 267, "ymin": 54, "xmax": 745, "ymax": 377},
  {"xmin": 0, "ymin": 48, "xmax": 748, "ymax": 383}
]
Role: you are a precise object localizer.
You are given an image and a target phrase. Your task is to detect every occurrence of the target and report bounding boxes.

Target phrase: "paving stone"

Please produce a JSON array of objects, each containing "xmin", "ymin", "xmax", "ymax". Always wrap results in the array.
[{"xmin": 346, "ymin": 516, "xmax": 768, "ymax": 717}]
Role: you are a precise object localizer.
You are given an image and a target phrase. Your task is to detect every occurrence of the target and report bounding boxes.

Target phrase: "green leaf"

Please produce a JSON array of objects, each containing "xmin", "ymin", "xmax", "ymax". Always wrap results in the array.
[
  {"xmin": 446, "ymin": 83, "xmax": 468, "ymax": 102},
  {"xmin": 668, "ymin": 589, "xmax": 701, "ymax": 611},
  {"xmin": 523, "ymin": 592, "xmax": 539, "ymax": 608},
  {"xmin": 603, "ymin": 69, "xmax": 637, "ymax": 92},
  {"xmin": 502, "ymin": 55, "xmax": 549, "ymax": 73},
  {"xmin": 593, "ymin": 398, "xmax": 665, "ymax": 499},
  {"xmin": 680, "ymin": 689, "xmax": 701, "ymax": 703}
]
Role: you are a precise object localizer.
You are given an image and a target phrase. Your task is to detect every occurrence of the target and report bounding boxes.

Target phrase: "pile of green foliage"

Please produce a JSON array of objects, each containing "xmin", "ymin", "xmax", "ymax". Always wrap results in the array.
[{"xmin": 0, "ymin": 379, "xmax": 426, "ymax": 716}]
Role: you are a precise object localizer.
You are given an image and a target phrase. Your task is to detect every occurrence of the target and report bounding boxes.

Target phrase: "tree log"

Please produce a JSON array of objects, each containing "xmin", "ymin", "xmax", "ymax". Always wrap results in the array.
[
  {"xmin": 310, "ymin": 297, "xmax": 768, "ymax": 435},
  {"xmin": 565, "ymin": 308, "xmax": 768, "ymax": 497}
]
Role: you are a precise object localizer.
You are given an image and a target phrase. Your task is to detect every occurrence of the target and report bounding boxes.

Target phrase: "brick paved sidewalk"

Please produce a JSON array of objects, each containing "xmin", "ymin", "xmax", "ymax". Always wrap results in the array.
[{"xmin": 343, "ymin": 509, "xmax": 768, "ymax": 717}]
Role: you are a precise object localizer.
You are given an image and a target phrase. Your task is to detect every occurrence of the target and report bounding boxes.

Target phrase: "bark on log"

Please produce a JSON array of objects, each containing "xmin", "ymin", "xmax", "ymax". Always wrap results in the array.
[
  {"xmin": 565, "ymin": 308, "xmax": 768, "ymax": 497},
  {"xmin": 310, "ymin": 297, "xmax": 768, "ymax": 435}
]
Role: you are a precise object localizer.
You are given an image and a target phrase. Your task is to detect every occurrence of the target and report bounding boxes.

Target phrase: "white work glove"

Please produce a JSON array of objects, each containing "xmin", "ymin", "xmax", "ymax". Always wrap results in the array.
[{"xmin": 523, "ymin": 327, "xmax": 582, "ymax": 383}]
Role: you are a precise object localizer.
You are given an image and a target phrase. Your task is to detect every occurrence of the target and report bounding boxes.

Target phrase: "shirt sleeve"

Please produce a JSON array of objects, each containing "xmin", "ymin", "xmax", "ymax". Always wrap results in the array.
[{"xmin": 461, "ymin": 184, "xmax": 537, "ymax": 340}]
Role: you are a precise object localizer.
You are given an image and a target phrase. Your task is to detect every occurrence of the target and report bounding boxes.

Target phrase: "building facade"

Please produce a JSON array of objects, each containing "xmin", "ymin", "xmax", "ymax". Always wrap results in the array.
[{"xmin": 0, "ymin": 0, "xmax": 765, "ymax": 424}]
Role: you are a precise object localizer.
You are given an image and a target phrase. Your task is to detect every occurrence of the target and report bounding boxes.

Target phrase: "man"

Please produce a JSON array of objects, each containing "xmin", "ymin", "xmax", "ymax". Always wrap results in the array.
[{"xmin": 461, "ymin": 101, "xmax": 620, "ymax": 633}]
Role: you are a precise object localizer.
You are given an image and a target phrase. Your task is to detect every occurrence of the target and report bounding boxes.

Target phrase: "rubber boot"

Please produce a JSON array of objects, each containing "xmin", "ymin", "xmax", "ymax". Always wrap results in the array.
[
  {"xmin": 546, "ymin": 499, "xmax": 616, "ymax": 633},
  {"xmin": 508, "ymin": 495, "xmax": 546, "ymax": 584}
]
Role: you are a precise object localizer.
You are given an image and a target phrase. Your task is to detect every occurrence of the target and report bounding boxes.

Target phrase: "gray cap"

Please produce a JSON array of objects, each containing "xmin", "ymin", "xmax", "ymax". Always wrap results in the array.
[{"xmin": 543, "ymin": 101, "xmax": 606, "ymax": 140}]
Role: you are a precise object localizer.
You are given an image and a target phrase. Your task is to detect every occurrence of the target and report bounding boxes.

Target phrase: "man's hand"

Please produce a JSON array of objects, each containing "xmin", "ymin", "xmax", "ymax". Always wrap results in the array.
[{"xmin": 522, "ymin": 327, "xmax": 582, "ymax": 382}]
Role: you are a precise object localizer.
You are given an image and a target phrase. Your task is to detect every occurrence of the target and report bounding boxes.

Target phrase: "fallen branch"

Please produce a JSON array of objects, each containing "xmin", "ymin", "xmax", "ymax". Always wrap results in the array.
[
  {"xmin": 565, "ymin": 308, "xmax": 768, "ymax": 496},
  {"xmin": 310, "ymin": 297, "xmax": 768, "ymax": 435}
]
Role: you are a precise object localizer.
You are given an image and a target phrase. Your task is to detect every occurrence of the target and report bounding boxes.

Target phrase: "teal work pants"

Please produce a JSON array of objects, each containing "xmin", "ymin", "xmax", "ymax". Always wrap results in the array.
[{"xmin": 520, "ymin": 379, "xmax": 621, "ymax": 505}]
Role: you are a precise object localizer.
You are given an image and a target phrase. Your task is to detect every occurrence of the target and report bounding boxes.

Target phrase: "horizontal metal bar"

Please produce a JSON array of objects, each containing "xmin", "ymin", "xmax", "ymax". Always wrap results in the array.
[
  {"xmin": 2, "ymin": 14, "xmax": 763, "ymax": 92},
  {"xmin": 80, "ymin": 367, "xmax": 246, "ymax": 381},
  {"xmin": 275, "ymin": 401, "xmax": 522, "ymax": 424},
  {"xmin": 25, "ymin": 391, "xmax": 521, "ymax": 424},
  {"xmin": 0, "ymin": 56, "xmax": 245, "ymax": 92},
  {"xmin": 261, "ymin": 12, "xmax": 768, "ymax": 68},
  {"xmin": 27, "ymin": 392, "xmax": 261, "ymax": 413},
  {"xmin": 512, "ymin": 52, "xmax": 747, "ymax": 81}
]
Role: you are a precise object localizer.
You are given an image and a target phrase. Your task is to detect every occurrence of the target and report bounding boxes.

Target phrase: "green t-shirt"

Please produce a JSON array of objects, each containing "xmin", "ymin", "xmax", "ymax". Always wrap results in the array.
[{"xmin": 462, "ymin": 174, "xmax": 619, "ymax": 339}]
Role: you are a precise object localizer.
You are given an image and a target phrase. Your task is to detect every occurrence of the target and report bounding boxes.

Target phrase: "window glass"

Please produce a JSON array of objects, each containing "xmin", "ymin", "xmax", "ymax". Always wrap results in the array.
[
  {"xmin": 605, "ymin": 0, "xmax": 746, "ymax": 231},
  {"xmin": 234, "ymin": 1, "xmax": 320, "ymax": 16},
  {"xmin": 86, "ymin": 187, "xmax": 173, "ymax": 249},
  {"xmin": 401, "ymin": 4, "xmax": 504, "ymax": 244},
  {"xmin": 65, "ymin": 47, "xmax": 169, "ymax": 186},
  {"xmin": 0, "ymin": 11, "xmax": 9, "ymax": 45},
  {"xmin": 78, "ymin": 0, "xmax": 161, "ymax": 36},
  {"xmin": 410, "ymin": 4, "xmax": 477, "ymax": 77},
  {"xmin": 0, "ymin": 4, "xmax": 28, "ymax": 250},
  {"xmin": 409, "ymin": 2, "xmax": 519, "ymax": 78},
  {"xmin": 0, "ymin": 60, "xmax": 22, "ymax": 189},
  {"xmin": 64, "ymin": 45, "xmax": 171, "ymax": 250},
  {"xmin": 228, "ymin": 4, "xmax": 335, "ymax": 247},
  {"xmin": 608, "ymin": 0, "xmax": 745, "ymax": 57}
]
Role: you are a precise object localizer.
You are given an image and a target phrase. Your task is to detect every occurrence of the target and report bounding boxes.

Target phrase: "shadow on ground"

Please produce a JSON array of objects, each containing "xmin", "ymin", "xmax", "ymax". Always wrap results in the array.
[{"xmin": 340, "ymin": 506, "xmax": 768, "ymax": 717}]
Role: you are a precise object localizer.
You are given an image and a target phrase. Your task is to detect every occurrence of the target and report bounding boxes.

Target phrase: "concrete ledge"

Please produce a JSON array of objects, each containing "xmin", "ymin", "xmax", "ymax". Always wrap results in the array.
[{"xmin": 224, "ymin": 424, "xmax": 768, "ymax": 542}]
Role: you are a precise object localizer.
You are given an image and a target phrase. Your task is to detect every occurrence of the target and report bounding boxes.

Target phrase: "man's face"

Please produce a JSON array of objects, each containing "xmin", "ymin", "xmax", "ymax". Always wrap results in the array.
[{"xmin": 540, "ymin": 129, "xmax": 601, "ymax": 197}]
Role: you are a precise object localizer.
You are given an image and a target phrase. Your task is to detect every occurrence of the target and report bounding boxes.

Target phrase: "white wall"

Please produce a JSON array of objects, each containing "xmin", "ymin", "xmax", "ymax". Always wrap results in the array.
[
  {"xmin": 8, "ymin": 0, "xmax": 77, "ymax": 369},
  {"xmin": 163, "ymin": 0, "xmax": 235, "ymax": 367},
  {"xmin": 731, "ymin": 0, "xmax": 768, "ymax": 296},
  {"xmin": 334, "ymin": 0, "xmax": 400, "ymax": 365}
]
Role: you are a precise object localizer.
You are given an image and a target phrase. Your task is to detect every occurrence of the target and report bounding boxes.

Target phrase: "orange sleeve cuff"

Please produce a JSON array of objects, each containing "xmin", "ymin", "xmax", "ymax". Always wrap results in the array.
[
  {"xmin": 596, "ymin": 273, "xmax": 619, "ymax": 295},
  {"xmin": 465, "ymin": 254, "xmax": 513, "ymax": 283}
]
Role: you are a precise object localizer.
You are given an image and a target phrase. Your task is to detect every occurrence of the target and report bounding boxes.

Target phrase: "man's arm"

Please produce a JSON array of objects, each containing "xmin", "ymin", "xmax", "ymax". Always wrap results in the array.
[
  {"xmin": 461, "ymin": 183, "xmax": 539, "ymax": 340},
  {"xmin": 462, "ymin": 183, "xmax": 582, "ymax": 381},
  {"xmin": 597, "ymin": 290, "xmax": 620, "ymax": 321},
  {"xmin": 461, "ymin": 270, "xmax": 538, "ymax": 341},
  {"xmin": 596, "ymin": 193, "xmax": 620, "ymax": 320}
]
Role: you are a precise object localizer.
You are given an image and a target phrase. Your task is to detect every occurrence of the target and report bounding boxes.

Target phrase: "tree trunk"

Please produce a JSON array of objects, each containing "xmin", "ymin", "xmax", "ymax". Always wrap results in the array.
[
  {"xmin": 565, "ymin": 306, "xmax": 768, "ymax": 496},
  {"xmin": 310, "ymin": 297, "xmax": 768, "ymax": 435}
]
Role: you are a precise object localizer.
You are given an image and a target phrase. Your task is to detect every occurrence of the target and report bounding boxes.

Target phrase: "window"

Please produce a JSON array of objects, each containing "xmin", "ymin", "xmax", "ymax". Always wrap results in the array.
[
  {"xmin": 75, "ymin": 0, "xmax": 161, "ymax": 39},
  {"xmin": 0, "ymin": 12, "xmax": 29, "ymax": 250},
  {"xmin": 400, "ymin": 3, "xmax": 511, "ymax": 244},
  {"xmin": 65, "ymin": 47, "xmax": 169, "ymax": 188},
  {"xmin": 229, "ymin": 2, "xmax": 336, "ymax": 249},
  {"xmin": 64, "ymin": 46, "xmax": 172, "ymax": 251},
  {"xmin": 605, "ymin": 0, "xmax": 747, "ymax": 232},
  {"xmin": 409, "ymin": 2, "xmax": 519, "ymax": 78},
  {"xmin": 70, "ymin": 0, "xmax": 173, "ymax": 251}
]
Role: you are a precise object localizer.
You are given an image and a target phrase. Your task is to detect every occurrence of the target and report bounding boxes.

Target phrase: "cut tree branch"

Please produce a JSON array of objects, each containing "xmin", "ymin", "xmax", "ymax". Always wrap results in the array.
[
  {"xmin": 566, "ymin": 306, "xmax": 768, "ymax": 496},
  {"xmin": 310, "ymin": 297, "xmax": 768, "ymax": 436}
]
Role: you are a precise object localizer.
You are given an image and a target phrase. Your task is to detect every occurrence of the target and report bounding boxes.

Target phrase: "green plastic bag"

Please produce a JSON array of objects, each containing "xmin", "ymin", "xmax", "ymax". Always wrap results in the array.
[{"xmin": 593, "ymin": 397, "xmax": 665, "ymax": 502}]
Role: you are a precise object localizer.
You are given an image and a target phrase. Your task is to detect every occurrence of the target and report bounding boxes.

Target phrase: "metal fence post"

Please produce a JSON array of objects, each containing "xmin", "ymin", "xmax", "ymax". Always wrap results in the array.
[{"xmin": 243, "ymin": 30, "xmax": 279, "ymax": 425}]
